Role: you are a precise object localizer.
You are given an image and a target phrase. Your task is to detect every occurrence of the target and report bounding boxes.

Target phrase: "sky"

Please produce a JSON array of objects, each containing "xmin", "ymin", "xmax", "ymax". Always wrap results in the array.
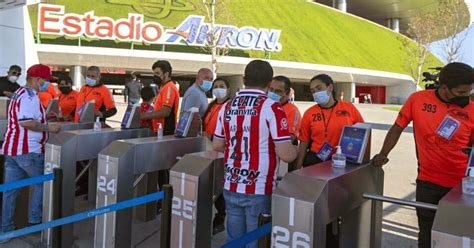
[
  {"xmin": 428, "ymin": 0, "xmax": 474, "ymax": 66},
  {"xmin": 429, "ymin": 25, "xmax": 474, "ymax": 66}
]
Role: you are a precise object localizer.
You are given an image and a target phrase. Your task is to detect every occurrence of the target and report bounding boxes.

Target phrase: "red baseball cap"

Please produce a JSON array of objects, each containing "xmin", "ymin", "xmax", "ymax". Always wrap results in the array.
[{"xmin": 27, "ymin": 64, "xmax": 55, "ymax": 81}]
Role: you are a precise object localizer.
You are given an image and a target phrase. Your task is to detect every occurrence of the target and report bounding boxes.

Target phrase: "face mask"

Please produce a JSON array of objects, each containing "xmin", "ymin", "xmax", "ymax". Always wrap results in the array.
[
  {"xmin": 449, "ymin": 96, "xmax": 470, "ymax": 108},
  {"xmin": 313, "ymin": 90, "xmax": 330, "ymax": 105},
  {"xmin": 153, "ymin": 75, "xmax": 162, "ymax": 85},
  {"xmin": 213, "ymin": 88, "xmax": 227, "ymax": 99},
  {"xmin": 39, "ymin": 80, "xmax": 50, "ymax": 92},
  {"xmin": 86, "ymin": 77, "xmax": 96, "ymax": 87},
  {"xmin": 59, "ymin": 86, "xmax": 72, "ymax": 94},
  {"xmin": 200, "ymin": 80, "xmax": 213, "ymax": 92},
  {"xmin": 267, "ymin": 91, "xmax": 282, "ymax": 102},
  {"xmin": 8, "ymin": 75, "xmax": 18, "ymax": 83}
]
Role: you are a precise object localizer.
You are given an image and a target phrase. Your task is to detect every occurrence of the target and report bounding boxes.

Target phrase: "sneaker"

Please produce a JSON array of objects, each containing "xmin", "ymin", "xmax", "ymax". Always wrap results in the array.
[{"xmin": 212, "ymin": 214, "xmax": 226, "ymax": 235}]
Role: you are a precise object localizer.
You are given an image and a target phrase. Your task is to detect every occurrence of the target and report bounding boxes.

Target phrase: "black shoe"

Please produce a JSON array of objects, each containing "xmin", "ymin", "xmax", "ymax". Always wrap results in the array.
[{"xmin": 212, "ymin": 214, "xmax": 225, "ymax": 235}]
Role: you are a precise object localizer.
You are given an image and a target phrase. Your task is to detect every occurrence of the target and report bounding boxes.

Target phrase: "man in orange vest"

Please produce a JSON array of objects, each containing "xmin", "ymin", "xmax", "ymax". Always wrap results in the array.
[{"xmin": 268, "ymin": 75, "xmax": 302, "ymax": 171}]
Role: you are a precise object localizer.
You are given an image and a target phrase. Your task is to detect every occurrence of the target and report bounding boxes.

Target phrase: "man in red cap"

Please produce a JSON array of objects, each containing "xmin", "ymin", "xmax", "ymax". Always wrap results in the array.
[{"xmin": 0, "ymin": 64, "xmax": 61, "ymax": 242}]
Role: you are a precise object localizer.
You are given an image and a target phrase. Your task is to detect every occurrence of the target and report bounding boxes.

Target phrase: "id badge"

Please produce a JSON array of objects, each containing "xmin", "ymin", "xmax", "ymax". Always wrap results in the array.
[
  {"xmin": 436, "ymin": 115, "xmax": 460, "ymax": 140},
  {"xmin": 316, "ymin": 142, "xmax": 335, "ymax": 161}
]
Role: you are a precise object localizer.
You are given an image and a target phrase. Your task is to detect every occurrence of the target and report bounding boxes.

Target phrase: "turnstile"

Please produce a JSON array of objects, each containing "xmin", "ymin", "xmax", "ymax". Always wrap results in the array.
[
  {"xmin": 432, "ymin": 184, "xmax": 474, "ymax": 247},
  {"xmin": 272, "ymin": 162, "xmax": 384, "ymax": 248},
  {"xmin": 42, "ymin": 127, "xmax": 152, "ymax": 248},
  {"xmin": 169, "ymin": 151, "xmax": 224, "ymax": 248},
  {"xmin": 94, "ymin": 136, "xmax": 207, "ymax": 248}
]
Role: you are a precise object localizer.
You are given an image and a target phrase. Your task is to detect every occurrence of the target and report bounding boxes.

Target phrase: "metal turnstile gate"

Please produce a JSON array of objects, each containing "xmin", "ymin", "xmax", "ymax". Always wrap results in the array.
[
  {"xmin": 169, "ymin": 151, "xmax": 224, "ymax": 247},
  {"xmin": 94, "ymin": 136, "xmax": 207, "ymax": 248},
  {"xmin": 42, "ymin": 128, "xmax": 152, "ymax": 248},
  {"xmin": 432, "ymin": 184, "xmax": 474, "ymax": 247},
  {"xmin": 272, "ymin": 162, "xmax": 384, "ymax": 247}
]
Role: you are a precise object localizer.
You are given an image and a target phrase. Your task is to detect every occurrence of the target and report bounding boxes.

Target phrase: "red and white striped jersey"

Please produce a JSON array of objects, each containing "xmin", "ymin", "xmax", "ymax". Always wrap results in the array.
[
  {"xmin": 214, "ymin": 89, "xmax": 291, "ymax": 195},
  {"xmin": 2, "ymin": 87, "xmax": 48, "ymax": 156}
]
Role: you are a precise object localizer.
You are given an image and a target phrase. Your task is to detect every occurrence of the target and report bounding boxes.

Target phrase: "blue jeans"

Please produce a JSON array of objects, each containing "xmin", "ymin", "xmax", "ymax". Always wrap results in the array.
[
  {"xmin": 128, "ymin": 98, "xmax": 140, "ymax": 105},
  {"xmin": 223, "ymin": 189, "xmax": 271, "ymax": 248},
  {"xmin": 2, "ymin": 153, "xmax": 45, "ymax": 232}
]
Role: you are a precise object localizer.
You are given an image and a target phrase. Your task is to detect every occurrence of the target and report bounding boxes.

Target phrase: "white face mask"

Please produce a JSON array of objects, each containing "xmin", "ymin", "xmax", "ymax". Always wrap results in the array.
[
  {"xmin": 213, "ymin": 88, "xmax": 227, "ymax": 99},
  {"xmin": 8, "ymin": 75, "xmax": 18, "ymax": 83}
]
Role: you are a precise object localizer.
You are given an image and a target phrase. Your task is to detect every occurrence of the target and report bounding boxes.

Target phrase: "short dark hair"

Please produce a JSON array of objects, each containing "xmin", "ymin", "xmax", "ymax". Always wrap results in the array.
[
  {"xmin": 273, "ymin": 75, "xmax": 291, "ymax": 93},
  {"xmin": 141, "ymin": 86, "xmax": 156, "ymax": 102},
  {"xmin": 58, "ymin": 75, "xmax": 73, "ymax": 85},
  {"xmin": 9, "ymin": 65, "xmax": 21, "ymax": 72},
  {"xmin": 152, "ymin": 60, "xmax": 172, "ymax": 77},
  {"xmin": 244, "ymin": 60, "xmax": 273, "ymax": 88},
  {"xmin": 439, "ymin": 62, "xmax": 474, "ymax": 89}
]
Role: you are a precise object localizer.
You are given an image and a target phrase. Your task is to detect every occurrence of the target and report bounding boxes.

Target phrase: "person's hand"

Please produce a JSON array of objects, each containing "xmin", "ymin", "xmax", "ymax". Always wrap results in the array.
[
  {"xmin": 371, "ymin": 154, "xmax": 389, "ymax": 167},
  {"xmin": 47, "ymin": 111, "xmax": 58, "ymax": 119},
  {"xmin": 3, "ymin": 91, "xmax": 14, "ymax": 98},
  {"xmin": 48, "ymin": 123, "xmax": 61, "ymax": 133},
  {"xmin": 62, "ymin": 114, "xmax": 72, "ymax": 122},
  {"xmin": 94, "ymin": 110, "xmax": 104, "ymax": 118}
]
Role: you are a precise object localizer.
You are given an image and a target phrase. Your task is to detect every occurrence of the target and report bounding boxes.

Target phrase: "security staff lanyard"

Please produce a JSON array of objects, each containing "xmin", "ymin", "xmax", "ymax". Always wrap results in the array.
[{"xmin": 319, "ymin": 105, "xmax": 335, "ymax": 141}]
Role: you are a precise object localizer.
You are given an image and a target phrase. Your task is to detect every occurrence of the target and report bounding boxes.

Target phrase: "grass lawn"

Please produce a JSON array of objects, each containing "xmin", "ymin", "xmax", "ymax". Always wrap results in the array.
[
  {"xmin": 29, "ymin": 0, "xmax": 442, "ymax": 75},
  {"xmin": 383, "ymin": 106, "xmax": 402, "ymax": 112}
]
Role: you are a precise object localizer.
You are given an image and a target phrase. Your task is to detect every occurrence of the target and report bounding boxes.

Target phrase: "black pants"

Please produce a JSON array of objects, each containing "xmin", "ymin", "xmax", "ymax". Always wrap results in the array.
[
  {"xmin": 303, "ymin": 151, "xmax": 323, "ymax": 167},
  {"xmin": 158, "ymin": 170, "xmax": 169, "ymax": 190},
  {"xmin": 287, "ymin": 139, "xmax": 299, "ymax": 172},
  {"xmin": 214, "ymin": 193, "xmax": 226, "ymax": 217},
  {"xmin": 415, "ymin": 180, "xmax": 451, "ymax": 248}
]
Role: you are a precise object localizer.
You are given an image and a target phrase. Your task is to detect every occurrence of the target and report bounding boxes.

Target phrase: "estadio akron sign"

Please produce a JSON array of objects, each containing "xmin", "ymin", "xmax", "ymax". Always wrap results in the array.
[{"xmin": 37, "ymin": 4, "xmax": 282, "ymax": 52}]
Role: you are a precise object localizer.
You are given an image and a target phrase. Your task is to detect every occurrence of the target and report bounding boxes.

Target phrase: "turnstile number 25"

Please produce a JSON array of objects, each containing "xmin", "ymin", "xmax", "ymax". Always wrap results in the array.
[{"xmin": 172, "ymin": 196, "xmax": 195, "ymax": 221}]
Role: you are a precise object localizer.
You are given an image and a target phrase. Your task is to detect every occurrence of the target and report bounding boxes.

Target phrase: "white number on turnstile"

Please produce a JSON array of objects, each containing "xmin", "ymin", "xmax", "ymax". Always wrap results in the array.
[
  {"xmin": 172, "ymin": 197, "xmax": 194, "ymax": 221},
  {"xmin": 98, "ymin": 176, "xmax": 116, "ymax": 195},
  {"xmin": 273, "ymin": 226, "xmax": 311, "ymax": 248},
  {"xmin": 45, "ymin": 162, "xmax": 58, "ymax": 173}
]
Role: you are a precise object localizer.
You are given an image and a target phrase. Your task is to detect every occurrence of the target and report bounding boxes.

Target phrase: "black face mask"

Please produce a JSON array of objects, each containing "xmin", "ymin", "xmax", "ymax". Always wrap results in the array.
[
  {"xmin": 59, "ymin": 86, "xmax": 72, "ymax": 94},
  {"xmin": 153, "ymin": 75, "xmax": 162, "ymax": 85},
  {"xmin": 449, "ymin": 96, "xmax": 470, "ymax": 108}
]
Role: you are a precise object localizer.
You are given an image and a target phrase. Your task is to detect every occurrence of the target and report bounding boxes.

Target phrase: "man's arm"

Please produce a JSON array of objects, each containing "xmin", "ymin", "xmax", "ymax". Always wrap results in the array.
[
  {"xmin": 141, "ymin": 106, "xmax": 172, "ymax": 120},
  {"xmin": 275, "ymin": 141, "xmax": 298, "ymax": 163},
  {"xmin": 371, "ymin": 124, "xmax": 404, "ymax": 166},
  {"xmin": 3, "ymin": 91, "xmax": 14, "ymax": 98},
  {"xmin": 213, "ymin": 138, "xmax": 225, "ymax": 152},
  {"xmin": 296, "ymin": 141, "xmax": 309, "ymax": 169},
  {"xmin": 20, "ymin": 120, "xmax": 61, "ymax": 133}
]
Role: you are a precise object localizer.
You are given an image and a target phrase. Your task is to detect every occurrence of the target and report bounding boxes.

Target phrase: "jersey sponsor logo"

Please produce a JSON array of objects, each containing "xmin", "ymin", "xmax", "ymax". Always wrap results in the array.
[
  {"xmin": 423, "ymin": 133, "xmax": 460, "ymax": 151},
  {"xmin": 224, "ymin": 108, "xmax": 257, "ymax": 120},
  {"xmin": 225, "ymin": 164, "xmax": 260, "ymax": 186},
  {"xmin": 448, "ymin": 109, "xmax": 469, "ymax": 121},
  {"xmin": 336, "ymin": 110, "xmax": 350, "ymax": 117},
  {"xmin": 280, "ymin": 118, "xmax": 288, "ymax": 130}
]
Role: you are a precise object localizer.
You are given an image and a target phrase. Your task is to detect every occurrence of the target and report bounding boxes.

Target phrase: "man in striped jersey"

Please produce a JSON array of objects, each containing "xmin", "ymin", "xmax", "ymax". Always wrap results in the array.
[
  {"xmin": 1, "ymin": 64, "xmax": 60, "ymax": 242},
  {"xmin": 213, "ymin": 60, "xmax": 297, "ymax": 247}
]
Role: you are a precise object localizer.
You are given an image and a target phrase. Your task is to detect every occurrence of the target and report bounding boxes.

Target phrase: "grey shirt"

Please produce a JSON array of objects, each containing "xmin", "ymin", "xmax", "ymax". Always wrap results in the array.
[
  {"xmin": 124, "ymin": 79, "xmax": 143, "ymax": 100},
  {"xmin": 181, "ymin": 83, "xmax": 208, "ymax": 117}
]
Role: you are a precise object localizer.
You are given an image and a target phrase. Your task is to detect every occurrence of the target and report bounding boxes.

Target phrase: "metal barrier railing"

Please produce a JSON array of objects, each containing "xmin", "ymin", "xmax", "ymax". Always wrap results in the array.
[
  {"xmin": 363, "ymin": 193, "xmax": 438, "ymax": 211},
  {"xmin": 0, "ymin": 171, "xmax": 173, "ymax": 248}
]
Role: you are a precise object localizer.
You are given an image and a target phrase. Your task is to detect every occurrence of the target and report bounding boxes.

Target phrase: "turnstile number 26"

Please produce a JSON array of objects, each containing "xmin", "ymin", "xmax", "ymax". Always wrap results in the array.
[{"xmin": 271, "ymin": 196, "xmax": 312, "ymax": 248}]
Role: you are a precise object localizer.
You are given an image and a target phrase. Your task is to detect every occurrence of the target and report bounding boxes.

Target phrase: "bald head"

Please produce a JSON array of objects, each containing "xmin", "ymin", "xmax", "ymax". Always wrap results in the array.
[{"xmin": 196, "ymin": 68, "xmax": 213, "ymax": 86}]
